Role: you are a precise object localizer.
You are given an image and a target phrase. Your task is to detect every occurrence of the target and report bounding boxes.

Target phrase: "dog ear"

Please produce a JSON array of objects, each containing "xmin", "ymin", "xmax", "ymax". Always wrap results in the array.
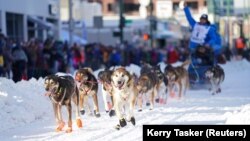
[
  {"xmin": 181, "ymin": 60, "xmax": 191, "ymax": 70},
  {"xmin": 128, "ymin": 70, "xmax": 135, "ymax": 76},
  {"xmin": 44, "ymin": 74, "xmax": 55, "ymax": 81},
  {"xmin": 85, "ymin": 67, "xmax": 93, "ymax": 73},
  {"xmin": 104, "ymin": 67, "xmax": 109, "ymax": 71},
  {"xmin": 110, "ymin": 66, "xmax": 116, "ymax": 71}
]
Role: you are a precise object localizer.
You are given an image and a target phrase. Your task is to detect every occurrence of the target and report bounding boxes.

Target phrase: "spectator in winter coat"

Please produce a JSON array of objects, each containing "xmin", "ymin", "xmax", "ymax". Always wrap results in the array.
[
  {"xmin": 109, "ymin": 49, "xmax": 121, "ymax": 67},
  {"xmin": 12, "ymin": 44, "xmax": 28, "ymax": 82},
  {"xmin": 167, "ymin": 46, "xmax": 179, "ymax": 64},
  {"xmin": 235, "ymin": 36, "xmax": 246, "ymax": 58},
  {"xmin": 0, "ymin": 34, "xmax": 5, "ymax": 77},
  {"xmin": 3, "ymin": 41, "xmax": 13, "ymax": 78}
]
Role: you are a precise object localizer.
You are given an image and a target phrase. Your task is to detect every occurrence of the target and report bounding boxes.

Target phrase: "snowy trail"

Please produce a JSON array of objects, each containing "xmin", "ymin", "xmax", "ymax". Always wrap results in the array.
[{"xmin": 0, "ymin": 60, "xmax": 250, "ymax": 141}]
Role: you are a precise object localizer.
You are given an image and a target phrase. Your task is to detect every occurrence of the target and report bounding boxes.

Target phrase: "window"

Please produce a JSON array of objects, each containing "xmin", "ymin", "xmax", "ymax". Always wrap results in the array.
[
  {"xmin": 173, "ymin": 2, "xmax": 179, "ymax": 11},
  {"xmin": 108, "ymin": 3, "xmax": 113, "ymax": 12},
  {"xmin": 223, "ymin": 0, "xmax": 233, "ymax": 5},
  {"xmin": 204, "ymin": 1, "xmax": 207, "ymax": 6},
  {"xmin": 37, "ymin": 17, "xmax": 44, "ymax": 41},
  {"xmin": 28, "ymin": 20, "xmax": 35, "ymax": 40},
  {"xmin": 6, "ymin": 12, "xmax": 24, "ymax": 41},
  {"xmin": 124, "ymin": 3, "xmax": 140, "ymax": 14},
  {"xmin": 107, "ymin": 3, "xmax": 119, "ymax": 13},
  {"xmin": 187, "ymin": 2, "xmax": 198, "ymax": 10}
]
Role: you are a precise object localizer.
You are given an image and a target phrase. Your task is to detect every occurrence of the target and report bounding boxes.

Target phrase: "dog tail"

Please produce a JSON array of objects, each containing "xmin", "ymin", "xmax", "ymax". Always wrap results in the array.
[{"xmin": 181, "ymin": 59, "xmax": 191, "ymax": 70}]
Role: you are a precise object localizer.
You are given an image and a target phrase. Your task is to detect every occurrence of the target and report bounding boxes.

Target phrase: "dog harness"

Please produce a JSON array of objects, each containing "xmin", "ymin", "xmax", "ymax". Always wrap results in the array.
[
  {"xmin": 48, "ymin": 88, "xmax": 67, "ymax": 105},
  {"xmin": 79, "ymin": 80, "xmax": 97, "ymax": 95}
]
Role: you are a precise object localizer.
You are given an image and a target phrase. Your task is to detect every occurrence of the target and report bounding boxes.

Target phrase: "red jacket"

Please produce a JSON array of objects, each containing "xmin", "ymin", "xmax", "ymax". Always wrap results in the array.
[{"xmin": 167, "ymin": 50, "xmax": 179, "ymax": 64}]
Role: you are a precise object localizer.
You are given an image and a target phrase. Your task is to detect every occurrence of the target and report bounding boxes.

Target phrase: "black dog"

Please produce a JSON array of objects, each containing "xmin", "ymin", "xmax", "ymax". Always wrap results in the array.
[
  {"xmin": 140, "ymin": 62, "xmax": 168, "ymax": 104},
  {"xmin": 44, "ymin": 74, "xmax": 82, "ymax": 133},
  {"xmin": 205, "ymin": 65, "xmax": 225, "ymax": 95},
  {"xmin": 75, "ymin": 68, "xmax": 100, "ymax": 117}
]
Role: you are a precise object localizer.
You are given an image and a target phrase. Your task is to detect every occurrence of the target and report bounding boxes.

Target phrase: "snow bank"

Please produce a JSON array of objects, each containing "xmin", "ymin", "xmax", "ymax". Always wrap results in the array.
[
  {"xmin": 225, "ymin": 104, "xmax": 250, "ymax": 124},
  {"xmin": 0, "ymin": 78, "xmax": 51, "ymax": 132}
]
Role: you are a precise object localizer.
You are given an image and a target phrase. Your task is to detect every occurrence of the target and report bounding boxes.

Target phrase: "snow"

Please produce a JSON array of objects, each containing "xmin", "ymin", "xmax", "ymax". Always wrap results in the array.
[
  {"xmin": 0, "ymin": 60, "xmax": 250, "ymax": 141},
  {"xmin": 225, "ymin": 104, "xmax": 250, "ymax": 124}
]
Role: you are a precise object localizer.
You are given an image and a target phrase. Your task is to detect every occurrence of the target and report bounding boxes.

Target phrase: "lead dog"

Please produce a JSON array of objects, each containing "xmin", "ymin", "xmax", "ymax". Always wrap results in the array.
[
  {"xmin": 205, "ymin": 65, "xmax": 225, "ymax": 95},
  {"xmin": 75, "ymin": 68, "xmax": 101, "ymax": 117},
  {"xmin": 111, "ymin": 67, "xmax": 138, "ymax": 130},
  {"xmin": 44, "ymin": 74, "xmax": 82, "ymax": 133}
]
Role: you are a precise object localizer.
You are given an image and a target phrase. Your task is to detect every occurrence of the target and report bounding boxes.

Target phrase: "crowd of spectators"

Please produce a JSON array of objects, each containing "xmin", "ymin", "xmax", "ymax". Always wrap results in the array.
[{"xmin": 0, "ymin": 33, "xmax": 249, "ymax": 82}]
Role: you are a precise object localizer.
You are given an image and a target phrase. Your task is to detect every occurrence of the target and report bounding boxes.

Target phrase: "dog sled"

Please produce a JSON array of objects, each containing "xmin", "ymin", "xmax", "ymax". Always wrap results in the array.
[{"xmin": 188, "ymin": 46, "xmax": 215, "ymax": 89}]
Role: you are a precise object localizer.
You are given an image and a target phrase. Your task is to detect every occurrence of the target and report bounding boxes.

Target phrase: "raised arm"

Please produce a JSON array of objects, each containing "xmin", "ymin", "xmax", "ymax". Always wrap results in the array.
[{"xmin": 184, "ymin": 6, "xmax": 196, "ymax": 28}]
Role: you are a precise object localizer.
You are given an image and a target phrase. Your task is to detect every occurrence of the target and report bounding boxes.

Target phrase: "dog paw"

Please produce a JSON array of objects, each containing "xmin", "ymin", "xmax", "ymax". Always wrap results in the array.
[
  {"xmin": 55, "ymin": 122, "xmax": 65, "ymax": 132},
  {"xmin": 80, "ymin": 110, "xmax": 85, "ymax": 115},
  {"xmin": 138, "ymin": 109, "xmax": 142, "ymax": 112},
  {"xmin": 119, "ymin": 118, "xmax": 127, "ymax": 127},
  {"xmin": 106, "ymin": 110, "xmax": 109, "ymax": 113},
  {"xmin": 155, "ymin": 98, "xmax": 159, "ymax": 103},
  {"xmin": 94, "ymin": 110, "xmax": 101, "ymax": 118},
  {"xmin": 56, "ymin": 127, "xmax": 63, "ymax": 132},
  {"xmin": 114, "ymin": 124, "xmax": 121, "ymax": 130},
  {"xmin": 146, "ymin": 103, "xmax": 150, "ymax": 106},
  {"xmin": 170, "ymin": 92, "xmax": 176, "ymax": 98},
  {"xmin": 130, "ymin": 117, "xmax": 136, "ymax": 126},
  {"xmin": 216, "ymin": 88, "xmax": 221, "ymax": 93},
  {"xmin": 66, "ymin": 127, "xmax": 72, "ymax": 133},
  {"xmin": 76, "ymin": 119, "xmax": 83, "ymax": 128},
  {"xmin": 109, "ymin": 109, "xmax": 116, "ymax": 117}
]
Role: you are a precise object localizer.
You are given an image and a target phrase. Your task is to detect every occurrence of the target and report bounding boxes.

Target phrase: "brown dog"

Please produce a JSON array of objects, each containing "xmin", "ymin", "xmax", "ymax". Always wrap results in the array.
[
  {"xmin": 44, "ymin": 74, "xmax": 82, "ymax": 133},
  {"xmin": 136, "ymin": 72, "xmax": 158, "ymax": 111},
  {"xmin": 164, "ymin": 60, "xmax": 190, "ymax": 98},
  {"xmin": 75, "ymin": 68, "xmax": 101, "ymax": 117}
]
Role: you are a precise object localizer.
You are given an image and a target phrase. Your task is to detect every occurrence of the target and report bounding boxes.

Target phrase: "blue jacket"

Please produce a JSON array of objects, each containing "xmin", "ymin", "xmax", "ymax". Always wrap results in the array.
[{"xmin": 184, "ymin": 7, "xmax": 221, "ymax": 52}]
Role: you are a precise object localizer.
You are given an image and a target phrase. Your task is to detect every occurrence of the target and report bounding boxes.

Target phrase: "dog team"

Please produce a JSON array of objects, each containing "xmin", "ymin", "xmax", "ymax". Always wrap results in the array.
[{"xmin": 44, "ymin": 60, "xmax": 225, "ymax": 132}]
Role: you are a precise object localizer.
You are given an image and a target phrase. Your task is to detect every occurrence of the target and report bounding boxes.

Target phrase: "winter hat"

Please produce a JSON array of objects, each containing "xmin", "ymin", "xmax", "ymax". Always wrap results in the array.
[{"xmin": 200, "ymin": 14, "xmax": 208, "ymax": 20}]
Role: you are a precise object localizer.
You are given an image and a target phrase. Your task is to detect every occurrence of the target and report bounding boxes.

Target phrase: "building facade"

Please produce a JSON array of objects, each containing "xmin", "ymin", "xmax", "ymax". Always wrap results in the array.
[
  {"xmin": 0, "ymin": 0, "xmax": 60, "ymax": 41},
  {"xmin": 207, "ymin": 0, "xmax": 250, "ymax": 47},
  {"xmin": 60, "ymin": 0, "xmax": 209, "ymax": 45},
  {"xmin": 102, "ymin": 0, "xmax": 141, "ymax": 16}
]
